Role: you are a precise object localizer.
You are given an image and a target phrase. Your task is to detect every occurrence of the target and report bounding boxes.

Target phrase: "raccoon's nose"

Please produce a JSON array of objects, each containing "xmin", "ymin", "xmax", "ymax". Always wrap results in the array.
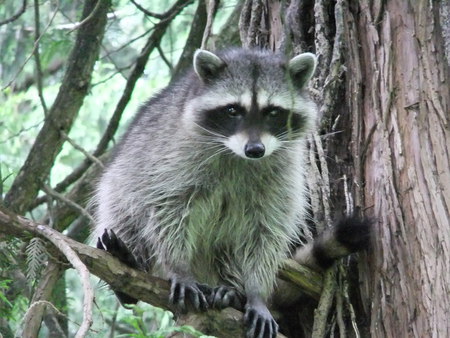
[{"xmin": 244, "ymin": 142, "xmax": 265, "ymax": 158}]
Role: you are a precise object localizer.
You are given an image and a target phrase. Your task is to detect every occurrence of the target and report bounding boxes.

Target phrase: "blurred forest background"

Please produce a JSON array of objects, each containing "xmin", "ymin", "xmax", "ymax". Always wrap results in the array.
[
  {"xmin": 1, "ymin": 0, "xmax": 449, "ymax": 338},
  {"xmin": 1, "ymin": 0, "xmax": 237, "ymax": 336}
]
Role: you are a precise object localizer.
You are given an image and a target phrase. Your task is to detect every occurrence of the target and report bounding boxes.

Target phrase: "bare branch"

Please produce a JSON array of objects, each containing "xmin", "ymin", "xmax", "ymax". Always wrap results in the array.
[
  {"xmin": 130, "ymin": 0, "xmax": 195, "ymax": 20},
  {"xmin": 1, "ymin": 212, "xmax": 94, "ymax": 338},
  {"xmin": 99, "ymin": 27, "xmax": 154, "ymax": 62},
  {"xmin": 61, "ymin": 132, "xmax": 104, "ymax": 169},
  {"xmin": 66, "ymin": 0, "xmax": 102, "ymax": 33},
  {"xmin": 0, "ymin": 0, "xmax": 28, "ymax": 26},
  {"xmin": 3, "ymin": 212, "xmax": 170, "ymax": 311},
  {"xmin": 41, "ymin": 185, "xmax": 95, "ymax": 225},
  {"xmin": 172, "ymin": 0, "xmax": 207, "ymax": 78},
  {"xmin": 32, "ymin": 0, "xmax": 195, "ymax": 204},
  {"xmin": 0, "ymin": 208, "xmax": 319, "ymax": 337},
  {"xmin": 4, "ymin": 0, "xmax": 112, "ymax": 214},
  {"xmin": 33, "ymin": 0, "xmax": 48, "ymax": 115},
  {"xmin": 201, "ymin": 0, "xmax": 219, "ymax": 49},
  {"xmin": 2, "ymin": 2, "xmax": 60, "ymax": 91},
  {"xmin": 214, "ymin": 0, "xmax": 244, "ymax": 49},
  {"xmin": 156, "ymin": 44, "xmax": 174, "ymax": 74},
  {"xmin": 37, "ymin": 226, "xmax": 93, "ymax": 338},
  {"xmin": 311, "ymin": 268, "xmax": 336, "ymax": 338},
  {"xmin": 130, "ymin": 0, "xmax": 166, "ymax": 19},
  {"xmin": 22, "ymin": 262, "xmax": 63, "ymax": 338}
]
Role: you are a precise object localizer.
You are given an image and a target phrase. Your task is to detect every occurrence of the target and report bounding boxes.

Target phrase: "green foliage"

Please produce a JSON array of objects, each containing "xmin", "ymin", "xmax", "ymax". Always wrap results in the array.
[
  {"xmin": 117, "ymin": 304, "xmax": 211, "ymax": 338},
  {"xmin": 0, "ymin": 282, "xmax": 28, "ymax": 333},
  {"xmin": 0, "ymin": 0, "xmax": 239, "ymax": 336},
  {"xmin": 25, "ymin": 237, "xmax": 48, "ymax": 286},
  {"xmin": 0, "ymin": 279, "xmax": 13, "ymax": 312}
]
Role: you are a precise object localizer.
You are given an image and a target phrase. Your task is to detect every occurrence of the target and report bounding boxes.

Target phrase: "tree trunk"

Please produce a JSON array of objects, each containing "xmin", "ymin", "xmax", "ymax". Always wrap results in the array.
[
  {"xmin": 1, "ymin": 0, "xmax": 449, "ymax": 337},
  {"xmin": 344, "ymin": 1, "xmax": 450, "ymax": 336}
]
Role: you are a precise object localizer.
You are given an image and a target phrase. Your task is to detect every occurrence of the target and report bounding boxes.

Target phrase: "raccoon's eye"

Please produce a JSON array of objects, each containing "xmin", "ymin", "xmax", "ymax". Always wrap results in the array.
[
  {"xmin": 225, "ymin": 105, "xmax": 242, "ymax": 117},
  {"xmin": 267, "ymin": 108, "xmax": 282, "ymax": 117}
]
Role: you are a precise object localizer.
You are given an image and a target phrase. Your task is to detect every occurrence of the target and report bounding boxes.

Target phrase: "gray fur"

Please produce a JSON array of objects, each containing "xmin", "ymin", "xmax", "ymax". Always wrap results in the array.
[{"xmin": 91, "ymin": 48, "xmax": 318, "ymax": 301}]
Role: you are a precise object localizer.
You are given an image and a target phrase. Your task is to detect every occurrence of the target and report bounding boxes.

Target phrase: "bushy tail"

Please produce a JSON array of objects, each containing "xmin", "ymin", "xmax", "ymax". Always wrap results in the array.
[{"xmin": 294, "ymin": 216, "xmax": 373, "ymax": 270}]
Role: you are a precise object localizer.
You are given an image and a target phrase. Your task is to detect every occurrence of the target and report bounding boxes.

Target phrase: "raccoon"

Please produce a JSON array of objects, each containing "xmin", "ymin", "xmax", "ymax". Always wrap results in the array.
[{"xmin": 92, "ymin": 48, "xmax": 370, "ymax": 338}]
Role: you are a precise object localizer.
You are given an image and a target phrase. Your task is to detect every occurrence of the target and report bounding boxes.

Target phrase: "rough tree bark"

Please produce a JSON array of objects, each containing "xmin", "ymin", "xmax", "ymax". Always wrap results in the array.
[
  {"xmin": 346, "ymin": 1, "xmax": 450, "ymax": 337},
  {"xmin": 241, "ymin": 0, "xmax": 450, "ymax": 337}
]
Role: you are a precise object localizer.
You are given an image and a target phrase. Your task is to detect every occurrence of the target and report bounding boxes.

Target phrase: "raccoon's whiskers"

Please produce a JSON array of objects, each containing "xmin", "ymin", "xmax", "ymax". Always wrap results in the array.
[
  {"xmin": 277, "ymin": 130, "xmax": 304, "ymax": 141},
  {"xmin": 195, "ymin": 146, "xmax": 230, "ymax": 169},
  {"xmin": 193, "ymin": 122, "xmax": 227, "ymax": 140}
]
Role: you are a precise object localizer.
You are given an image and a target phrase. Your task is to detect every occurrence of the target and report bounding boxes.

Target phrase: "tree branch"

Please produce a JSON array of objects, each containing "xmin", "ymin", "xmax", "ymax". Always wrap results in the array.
[
  {"xmin": 33, "ymin": 0, "xmax": 48, "ymax": 115},
  {"xmin": 4, "ymin": 0, "xmax": 112, "ymax": 214},
  {"xmin": 214, "ymin": 0, "xmax": 244, "ymax": 49},
  {"xmin": 172, "ymin": 0, "xmax": 207, "ymax": 79},
  {"xmin": 0, "ymin": 0, "xmax": 28, "ymax": 26},
  {"xmin": 2, "ymin": 1, "xmax": 59, "ymax": 91},
  {"xmin": 31, "ymin": 0, "xmax": 195, "ymax": 209},
  {"xmin": 22, "ymin": 262, "xmax": 63, "ymax": 338},
  {"xmin": 200, "ymin": 0, "xmax": 219, "ymax": 49},
  {"xmin": 311, "ymin": 268, "xmax": 336, "ymax": 338},
  {"xmin": 130, "ymin": 0, "xmax": 194, "ymax": 20},
  {"xmin": 0, "ymin": 207, "xmax": 320, "ymax": 337}
]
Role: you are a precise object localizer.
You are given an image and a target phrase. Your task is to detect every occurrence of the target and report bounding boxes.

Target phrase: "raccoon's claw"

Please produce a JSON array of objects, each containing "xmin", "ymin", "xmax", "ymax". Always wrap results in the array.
[
  {"xmin": 169, "ymin": 276, "xmax": 210, "ymax": 312},
  {"xmin": 209, "ymin": 285, "xmax": 244, "ymax": 310},
  {"xmin": 244, "ymin": 302, "xmax": 278, "ymax": 338},
  {"xmin": 97, "ymin": 229, "xmax": 139, "ymax": 305},
  {"xmin": 97, "ymin": 229, "xmax": 140, "ymax": 269}
]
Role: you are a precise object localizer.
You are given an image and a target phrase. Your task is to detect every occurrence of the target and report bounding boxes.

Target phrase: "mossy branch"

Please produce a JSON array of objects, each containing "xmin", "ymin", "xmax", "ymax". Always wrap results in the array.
[{"xmin": 0, "ymin": 207, "xmax": 322, "ymax": 337}]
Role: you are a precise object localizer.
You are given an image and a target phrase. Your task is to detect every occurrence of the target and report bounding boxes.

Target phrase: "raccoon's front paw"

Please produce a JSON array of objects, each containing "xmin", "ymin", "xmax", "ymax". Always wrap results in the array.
[
  {"xmin": 209, "ymin": 285, "xmax": 245, "ymax": 310},
  {"xmin": 244, "ymin": 301, "xmax": 278, "ymax": 338},
  {"xmin": 169, "ymin": 276, "xmax": 210, "ymax": 312},
  {"xmin": 97, "ymin": 229, "xmax": 139, "ymax": 305},
  {"xmin": 97, "ymin": 229, "xmax": 140, "ymax": 269}
]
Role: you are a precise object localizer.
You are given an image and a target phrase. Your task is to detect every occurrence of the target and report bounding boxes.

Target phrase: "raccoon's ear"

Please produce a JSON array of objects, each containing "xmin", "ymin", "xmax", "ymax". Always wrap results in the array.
[
  {"xmin": 193, "ymin": 50, "xmax": 226, "ymax": 81},
  {"xmin": 288, "ymin": 53, "xmax": 317, "ymax": 89}
]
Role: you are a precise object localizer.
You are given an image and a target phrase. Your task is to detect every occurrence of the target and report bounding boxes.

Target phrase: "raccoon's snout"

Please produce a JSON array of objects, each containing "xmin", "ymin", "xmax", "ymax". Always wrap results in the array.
[
  {"xmin": 225, "ymin": 133, "xmax": 278, "ymax": 159},
  {"xmin": 245, "ymin": 142, "xmax": 265, "ymax": 158}
]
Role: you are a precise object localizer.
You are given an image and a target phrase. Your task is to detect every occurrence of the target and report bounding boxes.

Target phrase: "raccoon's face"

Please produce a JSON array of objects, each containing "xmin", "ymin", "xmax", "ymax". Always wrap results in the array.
[{"xmin": 184, "ymin": 49, "xmax": 318, "ymax": 160}]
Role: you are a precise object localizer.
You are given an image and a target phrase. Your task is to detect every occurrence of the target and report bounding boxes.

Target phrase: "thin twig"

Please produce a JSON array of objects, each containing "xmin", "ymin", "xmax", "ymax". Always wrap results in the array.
[
  {"xmin": 29, "ymin": 0, "xmax": 194, "ymax": 207},
  {"xmin": 130, "ymin": 0, "xmax": 194, "ymax": 20},
  {"xmin": 92, "ymin": 64, "xmax": 133, "ymax": 87},
  {"xmin": 101, "ymin": 45, "xmax": 129, "ymax": 80},
  {"xmin": 0, "ymin": 120, "xmax": 44, "ymax": 144},
  {"xmin": 100, "ymin": 27, "xmax": 154, "ymax": 61},
  {"xmin": 22, "ymin": 262, "xmax": 62, "ymax": 337},
  {"xmin": 33, "ymin": 0, "xmax": 48, "ymax": 115},
  {"xmin": 130, "ymin": 0, "xmax": 166, "ymax": 19},
  {"xmin": 2, "ymin": 1, "xmax": 60, "ymax": 91},
  {"xmin": 42, "ymin": 185, "xmax": 95, "ymax": 225},
  {"xmin": 156, "ymin": 44, "xmax": 174, "ymax": 74},
  {"xmin": 0, "ymin": 0, "xmax": 28, "ymax": 26},
  {"xmin": 67, "ymin": 0, "xmax": 101, "ymax": 34},
  {"xmin": 61, "ymin": 132, "xmax": 104, "ymax": 169}
]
